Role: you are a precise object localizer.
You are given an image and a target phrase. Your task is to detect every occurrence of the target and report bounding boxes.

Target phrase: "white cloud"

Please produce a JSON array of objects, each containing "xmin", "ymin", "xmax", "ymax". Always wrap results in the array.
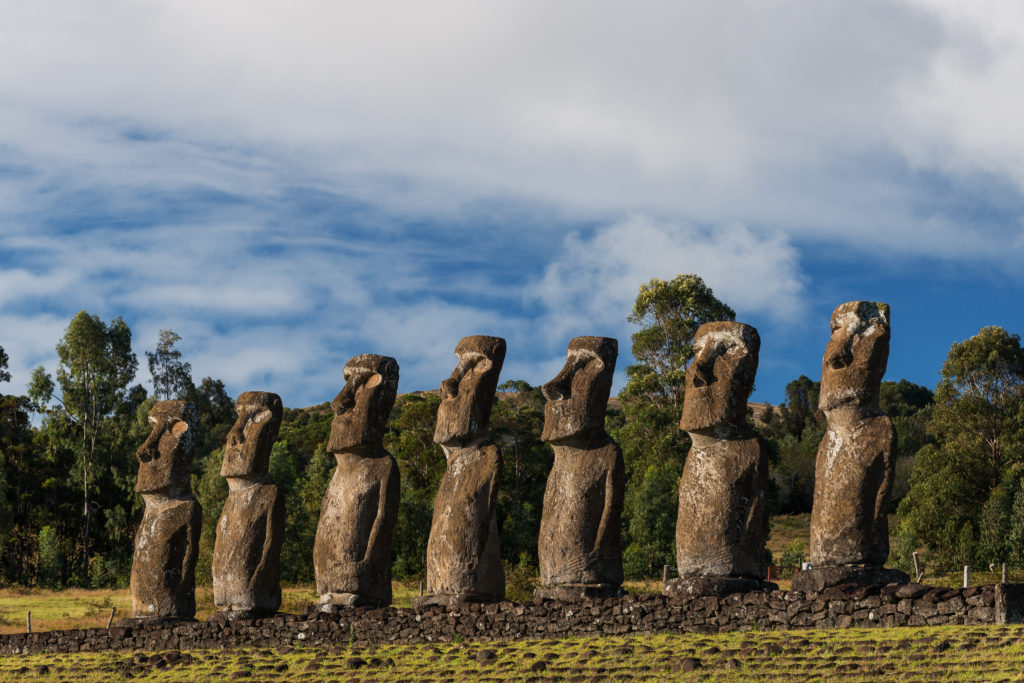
[{"xmin": 530, "ymin": 217, "xmax": 806, "ymax": 344}]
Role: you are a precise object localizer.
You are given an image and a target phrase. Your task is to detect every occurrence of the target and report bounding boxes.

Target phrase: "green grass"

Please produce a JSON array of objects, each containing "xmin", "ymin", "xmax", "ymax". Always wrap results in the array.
[{"xmin": 2, "ymin": 626, "xmax": 1023, "ymax": 681}]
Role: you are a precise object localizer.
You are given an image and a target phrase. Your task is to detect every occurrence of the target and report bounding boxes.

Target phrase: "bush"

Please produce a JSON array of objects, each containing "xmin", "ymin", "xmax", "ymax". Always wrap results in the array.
[
  {"xmin": 503, "ymin": 553, "xmax": 538, "ymax": 603},
  {"xmin": 37, "ymin": 526, "xmax": 62, "ymax": 588}
]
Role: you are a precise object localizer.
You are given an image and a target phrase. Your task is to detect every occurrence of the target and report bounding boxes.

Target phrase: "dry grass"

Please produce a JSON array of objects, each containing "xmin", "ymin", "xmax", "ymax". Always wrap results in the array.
[{"xmin": 2, "ymin": 625, "xmax": 1023, "ymax": 681}]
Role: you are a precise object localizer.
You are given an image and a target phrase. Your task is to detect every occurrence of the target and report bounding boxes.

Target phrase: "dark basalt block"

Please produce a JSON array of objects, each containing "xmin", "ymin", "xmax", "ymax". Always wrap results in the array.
[
  {"xmin": 664, "ymin": 576, "xmax": 777, "ymax": 599},
  {"xmin": 791, "ymin": 565, "xmax": 909, "ymax": 593},
  {"xmin": 533, "ymin": 583, "xmax": 627, "ymax": 602}
]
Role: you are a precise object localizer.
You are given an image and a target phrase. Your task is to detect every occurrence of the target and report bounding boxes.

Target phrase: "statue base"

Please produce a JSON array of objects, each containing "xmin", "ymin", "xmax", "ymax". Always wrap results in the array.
[
  {"xmin": 207, "ymin": 608, "xmax": 278, "ymax": 621},
  {"xmin": 413, "ymin": 592, "xmax": 503, "ymax": 609},
  {"xmin": 791, "ymin": 565, "xmax": 910, "ymax": 593},
  {"xmin": 533, "ymin": 583, "xmax": 626, "ymax": 602},
  {"xmin": 663, "ymin": 576, "xmax": 777, "ymax": 599},
  {"xmin": 316, "ymin": 592, "xmax": 387, "ymax": 610}
]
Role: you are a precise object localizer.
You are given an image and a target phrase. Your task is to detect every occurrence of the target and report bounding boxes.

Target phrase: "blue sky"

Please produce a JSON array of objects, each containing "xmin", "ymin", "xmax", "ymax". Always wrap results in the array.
[{"xmin": 2, "ymin": 1, "xmax": 1024, "ymax": 409}]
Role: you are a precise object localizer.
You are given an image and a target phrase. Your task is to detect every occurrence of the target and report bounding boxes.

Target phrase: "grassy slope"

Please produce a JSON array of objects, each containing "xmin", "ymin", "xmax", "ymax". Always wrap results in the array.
[{"xmin": 3, "ymin": 626, "xmax": 1024, "ymax": 681}]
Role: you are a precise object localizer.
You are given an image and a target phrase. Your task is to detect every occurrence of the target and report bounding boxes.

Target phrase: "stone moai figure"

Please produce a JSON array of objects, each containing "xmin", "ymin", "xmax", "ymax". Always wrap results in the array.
[
  {"xmin": 666, "ymin": 322, "xmax": 773, "ymax": 599},
  {"xmin": 793, "ymin": 301, "xmax": 908, "ymax": 591},
  {"xmin": 128, "ymin": 400, "xmax": 202, "ymax": 622},
  {"xmin": 212, "ymin": 391, "xmax": 285, "ymax": 619},
  {"xmin": 417, "ymin": 336, "xmax": 507, "ymax": 608},
  {"xmin": 313, "ymin": 354, "xmax": 400, "ymax": 609},
  {"xmin": 535, "ymin": 336, "xmax": 625, "ymax": 601}
]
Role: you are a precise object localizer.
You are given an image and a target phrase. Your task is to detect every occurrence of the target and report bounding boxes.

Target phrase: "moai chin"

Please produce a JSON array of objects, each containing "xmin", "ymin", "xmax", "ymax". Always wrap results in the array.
[
  {"xmin": 535, "ymin": 336, "xmax": 625, "ymax": 601},
  {"xmin": 794, "ymin": 301, "xmax": 908, "ymax": 591},
  {"xmin": 417, "ymin": 336, "xmax": 507, "ymax": 608},
  {"xmin": 666, "ymin": 322, "xmax": 774, "ymax": 599},
  {"xmin": 212, "ymin": 391, "xmax": 285, "ymax": 619},
  {"xmin": 313, "ymin": 354, "xmax": 400, "ymax": 609},
  {"xmin": 127, "ymin": 400, "xmax": 202, "ymax": 622}
]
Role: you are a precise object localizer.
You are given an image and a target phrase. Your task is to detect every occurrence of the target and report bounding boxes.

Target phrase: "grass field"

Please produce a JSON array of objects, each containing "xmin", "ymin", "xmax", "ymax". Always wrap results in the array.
[{"xmin": 2, "ymin": 625, "xmax": 1024, "ymax": 681}]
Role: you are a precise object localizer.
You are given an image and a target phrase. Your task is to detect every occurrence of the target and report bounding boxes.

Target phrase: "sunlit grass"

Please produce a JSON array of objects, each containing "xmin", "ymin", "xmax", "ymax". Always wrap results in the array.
[{"xmin": 2, "ymin": 626, "xmax": 1023, "ymax": 681}]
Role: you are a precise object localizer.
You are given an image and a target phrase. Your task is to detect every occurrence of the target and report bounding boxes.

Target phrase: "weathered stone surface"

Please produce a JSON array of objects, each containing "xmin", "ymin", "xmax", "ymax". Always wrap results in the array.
[
  {"xmin": 213, "ymin": 391, "xmax": 285, "ymax": 618},
  {"xmin": 129, "ymin": 401, "xmax": 201, "ymax": 620},
  {"xmin": 664, "ymin": 577, "xmax": 776, "ymax": 599},
  {"xmin": 995, "ymin": 583, "xmax": 1024, "ymax": 624},
  {"xmin": 314, "ymin": 355, "xmax": 400, "ymax": 608},
  {"xmin": 420, "ymin": 336, "xmax": 506, "ymax": 606},
  {"xmin": 537, "ymin": 337, "xmax": 624, "ymax": 596},
  {"xmin": 533, "ymin": 584, "xmax": 626, "ymax": 601},
  {"xmin": 675, "ymin": 322, "xmax": 768, "ymax": 582},
  {"xmin": 791, "ymin": 566, "xmax": 909, "ymax": 593},
  {"xmin": 809, "ymin": 301, "xmax": 898, "ymax": 569}
]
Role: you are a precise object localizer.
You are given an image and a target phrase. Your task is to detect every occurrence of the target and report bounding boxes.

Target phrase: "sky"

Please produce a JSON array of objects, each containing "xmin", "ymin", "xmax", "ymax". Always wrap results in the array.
[{"xmin": 2, "ymin": 1, "xmax": 1024, "ymax": 410}]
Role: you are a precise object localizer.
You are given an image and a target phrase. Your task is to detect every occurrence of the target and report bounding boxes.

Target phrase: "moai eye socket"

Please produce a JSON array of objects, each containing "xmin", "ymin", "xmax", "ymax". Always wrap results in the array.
[{"xmin": 172, "ymin": 421, "xmax": 189, "ymax": 437}]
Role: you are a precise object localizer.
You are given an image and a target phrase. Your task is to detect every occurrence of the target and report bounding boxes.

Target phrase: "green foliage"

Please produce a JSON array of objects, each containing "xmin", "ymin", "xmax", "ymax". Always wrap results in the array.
[
  {"xmin": 621, "ymin": 461, "xmax": 680, "ymax": 577},
  {"xmin": 779, "ymin": 540, "xmax": 805, "ymax": 568},
  {"xmin": 37, "ymin": 526, "xmax": 62, "ymax": 588},
  {"xmin": 492, "ymin": 381, "xmax": 551, "ymax": 566},
  {"xmin": 146, "ymin": 330, "xmax": 192, "ymax": 400},
  {"xmin": 28, "ymin": 311, "xmax": 141, "ymax": 583},
  {"xmin": 624, "ymin": 274, "xmax": 736, "ymax": 407},
  {"xmin": 898, "ymin": 326, "xmax": 1024, "ymax": 571},
  {"xmin": 194, "ymin": 447, "xmax": 229, "ymax": 586},
  {"xmin": 386, "ymin": 393, "xmax": 445, "ymax": 579},
  {"xmin": 502, "ymin": 553, "xmax": 539, "ymax": 603}
]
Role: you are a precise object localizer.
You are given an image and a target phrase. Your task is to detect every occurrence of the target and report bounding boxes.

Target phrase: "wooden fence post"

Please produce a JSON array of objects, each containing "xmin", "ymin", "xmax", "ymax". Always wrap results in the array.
[
  {"xmin": 912, "ymin": 551, "xmax": 924, "ymax": 583},
  {"xmin": 963, "ymin": 565, "xmax": 970, "ymax": 588},
  {"xmin": 662, "ymin": 564, "xmax": 670, "ymax": 585},
  {"xmin": 26, "ymin": 611, "xmax": 31, "ymax": 634},
  {"xmin": 1003, "ymin": 563, "xmax": 1009, "ymax": 584},
  {"xmin": 107, "ymin": 607, "xmax": 116, "ymax": 628}
]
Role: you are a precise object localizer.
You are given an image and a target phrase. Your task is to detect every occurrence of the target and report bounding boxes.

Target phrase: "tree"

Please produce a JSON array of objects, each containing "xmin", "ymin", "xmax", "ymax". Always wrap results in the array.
[
  {"xmin": 0, "ymin": 345, "xmax": 11, "ymax": 384},
  {"xmin": 616, "ymin": 274, "xmax": 735, "ymax": 577},
  {"xmin": 28, "ymin": 311, "xmax": 139, "ymax": 580},
  {"xmin": 896, "ymin": 326, "xmax": 1024, "ymax": 570},
  {"xmin": 147, "ymin": 330, "xmax": 193, "ymax": 400}
]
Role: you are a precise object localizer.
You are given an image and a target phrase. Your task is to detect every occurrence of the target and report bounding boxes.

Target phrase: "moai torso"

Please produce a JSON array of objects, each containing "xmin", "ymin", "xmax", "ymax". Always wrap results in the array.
[
  {"xmin": 313, "ymin": 354, "xmax": 400, "ymax": 608},
  {"xmin": 809, "ymin": 301, "xmax": 896, "ymax": 567},
  {"xmin": 130, "ymin": 401, "xmax": 202, "ymax": 620},
  {"xmin": 537, "ymin": 337, "xmax": 624, "ymax": 594},
  {"xmin": 213, "ymin": 392, "xmax": 286, "ymax": 617},
  {"xmin": 675, "ymin": 322, "xmax": 768, "ymax": 580},
  {"xmin": 423, "ymin": 336, "xmax": 506, "ymax": 603}
]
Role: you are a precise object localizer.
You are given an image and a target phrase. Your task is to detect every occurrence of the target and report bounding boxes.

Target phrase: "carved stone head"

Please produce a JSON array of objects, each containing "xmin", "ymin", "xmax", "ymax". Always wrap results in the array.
[
  {"xmin": 819, "ymin": 301, "xmax": 890, "ymax": 411},
  {"xmin": 136, "ymin": 400, "xmax": 198, "ymax": 494},
  {"xmin": 220, "ymin": 391, "xmax": 283, "ymax": 479},
  {"xmin": 434, "ymin": 336, "xmax": 506, "ymax": 448},
  {"xmin": 541, "ymin": 336, "xmax": 617, "ymax": 444},
  {"xmin": 680, "ymin": 322, "xmax": 760, "ymax": 433},
  {"xmin": 327, "ymin": 354, "xmax": 399, "ymax": 453}
]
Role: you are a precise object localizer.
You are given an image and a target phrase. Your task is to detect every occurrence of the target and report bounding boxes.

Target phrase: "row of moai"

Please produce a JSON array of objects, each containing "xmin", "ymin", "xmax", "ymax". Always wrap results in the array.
[{"xmin": 123, "ymin": 300, "xmax": 905, "ymax": 622}]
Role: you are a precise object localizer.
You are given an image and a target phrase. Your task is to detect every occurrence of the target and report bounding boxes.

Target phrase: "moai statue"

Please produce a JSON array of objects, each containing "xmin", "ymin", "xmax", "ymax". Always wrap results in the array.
[
  {"xmin": 313, "ymin": 354, "xmax": 400, "ymax": 609},
  {"xmin": 793, "ymin": 301, "xmax": 909, "ymax": 591},
  {"xmin": 665, "ymin": 322, "xmax": 773, "ymax": 599},
  {"xmin": 127, "ymin": 401, "xmax": 202, "ymax": 622},
  {"xmin": 535, "ymin": 336, "xmax": 625, "ymax": 601},
  {"xmin": 212, "ymin": 391, "xmax": 285, "ymax": 619},
  {"xmin": 416, "ymin": 336, "xmax": 507, "ymax": 608}
]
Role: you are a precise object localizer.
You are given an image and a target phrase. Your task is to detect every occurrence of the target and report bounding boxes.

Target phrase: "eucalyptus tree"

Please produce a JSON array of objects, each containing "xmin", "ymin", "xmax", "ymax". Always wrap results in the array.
[{"xmin": 29, "ymin": 311, "xmax": 140, "ymax": 580}]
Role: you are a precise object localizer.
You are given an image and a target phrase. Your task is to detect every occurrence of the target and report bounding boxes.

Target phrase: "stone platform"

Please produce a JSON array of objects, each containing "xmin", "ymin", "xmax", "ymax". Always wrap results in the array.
[
  {"xmin": 790, "ymin": 566, "xmax": 909, "ymax": 593},
  {"xmin": 4, "ymin": 583, "xmax": 1018, "ymax": 656}
]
